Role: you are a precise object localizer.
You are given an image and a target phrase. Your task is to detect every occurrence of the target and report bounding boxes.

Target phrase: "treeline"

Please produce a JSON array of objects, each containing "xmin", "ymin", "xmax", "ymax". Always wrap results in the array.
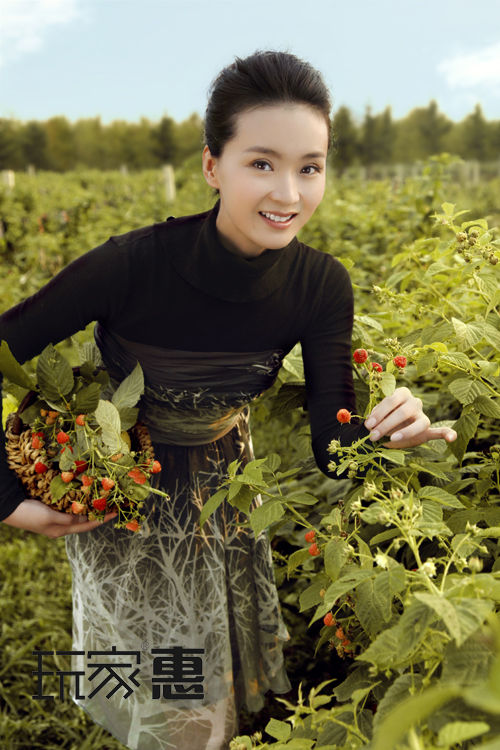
[{"xmin": 0, "ymin": 101, "xmax": 499, "ymax": 172}]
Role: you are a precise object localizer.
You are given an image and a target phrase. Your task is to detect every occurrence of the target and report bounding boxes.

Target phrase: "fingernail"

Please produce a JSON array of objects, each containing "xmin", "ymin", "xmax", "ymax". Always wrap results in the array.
[
  {"xmin": 370, "ymin": 430, "xmax": 380, "ymax": 441},
  {"xmin": 391, "ymin": 432, "xmax": 403, "ymax": 441},
  {"xmin": 365, "ymin": 418, "xmax": 376, "ymax": 429}
]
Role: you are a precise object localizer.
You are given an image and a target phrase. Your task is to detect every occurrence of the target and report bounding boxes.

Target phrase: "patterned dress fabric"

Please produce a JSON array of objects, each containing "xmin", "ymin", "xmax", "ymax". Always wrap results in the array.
[{"xmin": 63, "ymin": 323, "xmax": 292, "ymax": 750}]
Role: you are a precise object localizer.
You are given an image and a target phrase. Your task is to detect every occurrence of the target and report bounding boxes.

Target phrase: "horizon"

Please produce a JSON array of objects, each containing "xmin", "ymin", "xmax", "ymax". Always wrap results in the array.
[{"xmin": 2, "ymin": 0, "xmax": 500, "ymax": 127}]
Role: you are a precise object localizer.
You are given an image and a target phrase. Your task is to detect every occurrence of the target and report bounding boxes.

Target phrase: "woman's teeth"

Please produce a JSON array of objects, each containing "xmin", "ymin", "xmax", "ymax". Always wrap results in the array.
[{"xmin": 260, "ymin": 212, "xmax": 294, "ymax": 223}]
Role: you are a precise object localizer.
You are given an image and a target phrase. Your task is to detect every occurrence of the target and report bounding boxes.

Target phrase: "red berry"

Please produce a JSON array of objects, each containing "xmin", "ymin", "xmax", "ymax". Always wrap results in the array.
[
  {"xmin": 32, "ymin": 435, "xmax": 43, "ymax": 450},
  {"xmin": 101, "ymin": 477, "xmax": 115, "ymax": 491},
  {"xmin": 74, "ymin": 460, "xmax": 88, "ymax": 475},
  {"xmin": 92, "ymin": 496, "xmax": 107, "ymax": 511},
  {"xmin": 56, "ymin": 431, "xmax": 70, "ymax": 444},
  {"xmin": 61, "ymin": 471, "xmax": 74, "ymax": 483},
  {"xmin": 34, "ymin": 461, "xmax": 48, "ymax": 474},
  {"xmin": 336, "ymin": 409, "xmax": 351, "ymax": 424},
  {"xmin": 371, "ymin": 362, "xmax": 383, "ymax": 372},
  {"xmin": 80, "ymin": 474, "xmax": 94, "ymax": 487},
  {"xmin": 126, "ymin": 519, "xmax": 140, "ymax": 532},
  {"xmin": 71, "ymin": 501, "xmax": 86, "ymax": 514},
  {"xmin": 305, "ymin": 530, "xmax": 316, "ymax": 543},
  {"xmin": 323, "ymin": 612, "xmax": 334, "ymax": 627},
  {"xmin": 151, "ymin": 460, "xmax": 162, "ymax": 474},
  {"xmin": 336, "ymin": 627, "xmax": 344, "ymax": 639},
  {"xmin": 393, "ymin": 355, "xmax": 407, "ymax": 369},
  {"xmin": 353, "ymin": 348, "xmax": 368, "ymax": 363},
  {"xmin": 127, "ymin": 468, "xmax": 147, "ymax": 485},
  {"xmin": 309, "ymin": 542, "xmax": 320, "ymax": 556},
  {"xmin": 75, "ymin": 414, "xmax": 85, "ymax": 426}
]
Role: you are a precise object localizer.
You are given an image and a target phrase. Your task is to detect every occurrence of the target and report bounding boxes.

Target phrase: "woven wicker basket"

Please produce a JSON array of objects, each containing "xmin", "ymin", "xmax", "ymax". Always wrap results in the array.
[{"xmin": 4, "ymin": 384, "xmax": 155, "ymax": 514}]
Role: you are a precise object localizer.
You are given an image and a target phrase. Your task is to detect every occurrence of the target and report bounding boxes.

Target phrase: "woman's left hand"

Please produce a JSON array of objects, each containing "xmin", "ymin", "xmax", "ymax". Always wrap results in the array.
[{"xmin": 364, "ymin": 386, "xmax": 457, "ymax": 449}]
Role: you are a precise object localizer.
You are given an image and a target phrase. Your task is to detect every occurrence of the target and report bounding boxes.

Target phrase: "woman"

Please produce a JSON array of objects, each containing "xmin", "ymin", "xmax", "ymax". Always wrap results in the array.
[{"xmin": 0, "ymin": 50, "xmax": 456, "ymax": 749}]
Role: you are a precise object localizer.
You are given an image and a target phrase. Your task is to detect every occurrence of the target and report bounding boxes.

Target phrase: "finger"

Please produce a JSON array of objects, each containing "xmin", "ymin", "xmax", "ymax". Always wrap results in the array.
[
  {"xmin": 369, "ymin": 404, "xmax": 428, "ymax": 442},
  {"xmin": 386, "ymin": 414, "xmax": 431, "ymax": 443},
  {"xmin": 426, "ymin": 427, "xmax": 458, "ymax": 442},
  {"xmin": 364, "ymin": 387, "xmax": 412, "ymax": 430},
  {"xmin": 69, "ymin": 512, "xmax": 118, "ymax": 534},
  {"xmin": 381, "ymin": 426, "xmax": 458, "ymax": 449}
]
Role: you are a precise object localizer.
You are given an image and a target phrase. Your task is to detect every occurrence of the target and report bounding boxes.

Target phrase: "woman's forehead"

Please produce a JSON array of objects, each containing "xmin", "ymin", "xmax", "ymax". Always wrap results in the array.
[{"xmin": 229, "ymin": 104, "xmax": 328, "ymax": 151}]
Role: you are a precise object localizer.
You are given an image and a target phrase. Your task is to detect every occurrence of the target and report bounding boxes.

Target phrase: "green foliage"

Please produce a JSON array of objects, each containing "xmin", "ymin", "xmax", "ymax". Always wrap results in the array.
[{"xmin": 1, "ymin": 160, "xmax": 500, "ymax": 747}]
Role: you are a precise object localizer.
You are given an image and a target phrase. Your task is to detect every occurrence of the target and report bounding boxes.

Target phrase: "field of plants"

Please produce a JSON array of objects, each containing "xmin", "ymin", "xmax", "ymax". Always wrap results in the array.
[{"xmin": 0, "ymin": 155, "xmax": 500, "ymax": 749}]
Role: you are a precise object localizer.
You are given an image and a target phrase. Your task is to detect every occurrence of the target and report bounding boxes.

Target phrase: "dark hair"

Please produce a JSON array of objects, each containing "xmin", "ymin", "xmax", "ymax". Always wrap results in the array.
[{"xmin": 204, "ymin": 50, "xmax": 333, "ymax": 193}]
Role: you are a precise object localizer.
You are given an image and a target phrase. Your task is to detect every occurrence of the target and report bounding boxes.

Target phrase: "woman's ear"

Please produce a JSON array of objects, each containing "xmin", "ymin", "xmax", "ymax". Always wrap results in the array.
[{"xmin": 202, "ymin": 145, "xmax": 219, "ymax": 189}]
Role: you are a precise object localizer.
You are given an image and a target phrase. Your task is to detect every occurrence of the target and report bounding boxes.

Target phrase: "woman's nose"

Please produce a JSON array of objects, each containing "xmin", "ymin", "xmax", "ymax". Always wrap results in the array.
[{"xmin": 269, "ymin": 172, "xmax": 299, "ymax": 204}]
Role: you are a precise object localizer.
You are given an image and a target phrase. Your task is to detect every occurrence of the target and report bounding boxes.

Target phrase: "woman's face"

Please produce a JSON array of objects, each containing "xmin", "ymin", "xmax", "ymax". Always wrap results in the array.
[{"xmin": 202, "ymin": 103, "xmax": 328, "ymax": 258}]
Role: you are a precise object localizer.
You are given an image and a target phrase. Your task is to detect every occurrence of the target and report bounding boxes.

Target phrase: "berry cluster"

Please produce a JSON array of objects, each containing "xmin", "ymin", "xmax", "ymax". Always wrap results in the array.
[
  {"xmin": 456, "ymin": 228, "xmax": 498, "ymax": 265},
  {"xmin": 29, "ymin": 409, "xmax": 163, "ymax": 533},
  {"xmin": 305, "ymin": 529, "xmax": 320, "ymax": 556}
]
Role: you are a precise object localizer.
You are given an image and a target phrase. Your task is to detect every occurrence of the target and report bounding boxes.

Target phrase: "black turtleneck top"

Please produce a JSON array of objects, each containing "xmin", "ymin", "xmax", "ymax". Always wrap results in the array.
[{"xmin": 0, "ymin": 199, "xmax": 370, "ymax": 522}]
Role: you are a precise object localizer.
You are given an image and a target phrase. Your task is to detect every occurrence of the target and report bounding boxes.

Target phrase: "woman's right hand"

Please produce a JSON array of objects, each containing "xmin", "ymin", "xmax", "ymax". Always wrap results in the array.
[{"xmin": 1, "ymin": 499, "xmax": 118, "ymax": 538}]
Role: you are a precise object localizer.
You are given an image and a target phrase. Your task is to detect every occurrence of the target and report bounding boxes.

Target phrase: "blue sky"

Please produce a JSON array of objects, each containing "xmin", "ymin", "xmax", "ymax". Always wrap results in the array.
[{"xmin": 1, "ymin": 0, "xmax": 500, "ymax": 125}]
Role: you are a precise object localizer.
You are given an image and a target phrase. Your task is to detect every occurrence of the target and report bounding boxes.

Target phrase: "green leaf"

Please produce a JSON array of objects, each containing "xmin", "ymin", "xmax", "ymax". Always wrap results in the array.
[
  {"xmin": 373, "ymin": 673, "xmax": 423, "ymax": 732},
  {"xmin": 448, "ymin": 377, "xmax": 490, "ymax": 404},
  {"xmin": 299, "ymin": 574, "xmax": 330, "ymax": 612},
  {"xmin": 249, "ymin": 500, "xmax": 284, "ymax": 536},
  {"xmin": 73, "ymin": 381, "xmax": 101, "ymax": 413},
  {"xmin": 324, "ymin": 538, "xmax": 349, "ymax": 582},
  {"xmin": 436, "ymin": 721, "xmax": 489, "ymax": 746},
  {"xmin": 417, "ymin": 486, "xmax": 465, "ymax": 508},
  {"xmin": 323, "ymin": 570, "xmax": 375, "ymax": 608},
  {"xmin": 354, "ymin": 313, "xmax": 384, "ymax": 332},
  {"xmin": 49, "ymin": 475, "xmax": 71, "ymax": 502},
  {"xmin": 94, "ymin": 399, "xmax": 123, "ymax": 453},
  {"xmin": 448, "ymin": 408, "xmax": 479, "ymax": 464},
  {"xmin": 269, "ymin": 382, "xmax": 307, "ymax": 416},
  {"xmin": 354, "ymin": 576, "xmax": 390, "ymax": 637},
  {"xmin": 111, "ymin": 361, "xmax": 144, "ymax": 409},
  {"xmin": 451, "ymin": 318, "xmax": 484, "ymax": 350},
  {"xmin": 36, "ymin": 344, "xmax": 74, "ymax": 401},
  {"xmin": 377, "ymin": 448, "xmax": 407, "ymax": 465},
  {"xmin": 281, "ymin": 349, "xmax": 304, "ymax": 380},
  {"xmin": 414, "ymin": 593, "xmax": 493, "ymax": 646},
  {"xmin": 372, "ymin": 684, "xmax": 460, "ymax": 750},
  {"xmin": 333, "ymin": 664, "xmax": 372, "ymax": 702},
  {"xmin": 379, "ymin": 371, "xmax": 396, "ymax": 397},
  {"xmin": 473, "ymin": 395, "xmax": 500, "ymax": 419},
  {"xmin": 264, "ymin": 452, "xmax": 281, "ymax": 472},
  {"xmin": 439, "ymin": 352, "xmax": 473, "ymax": 370},
  {"xmin": 288, "ymin": 547, "xmax": 311, "ymax": 576},
  {"xmin": 265, "ymin": 717, "xmax": 291, "ymax": 741},
  {"xmin": 0, "ymin": 340, "xmax": 36, "ymax": 390},
  {"xmin": 118, "ymin": 406, "xmax": 139, "ymax": 432},
  {"xmin": 199, "ymin": 488, "xmax": 227, "ymax": 528},
  {"xmin": 286, "ymin": 492, "xmax": 318, "ymax": 506},
  {"xmin": 358, "ymin": 599, "xmax": 435, "ymax": 669},
  {"xmin": 416, "ymin": 351, "xmax": 439, "ymax": 376}
]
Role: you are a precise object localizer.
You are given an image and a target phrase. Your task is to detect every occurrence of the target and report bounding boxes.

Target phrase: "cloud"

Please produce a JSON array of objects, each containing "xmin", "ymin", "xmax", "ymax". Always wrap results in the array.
[
  {"xmin": 438, "ymin": 42, "xmax": 500, "ymax": 88},
  {"xmin": 0, "ymin": 0, "xmax": 82, "ymax": 68}
]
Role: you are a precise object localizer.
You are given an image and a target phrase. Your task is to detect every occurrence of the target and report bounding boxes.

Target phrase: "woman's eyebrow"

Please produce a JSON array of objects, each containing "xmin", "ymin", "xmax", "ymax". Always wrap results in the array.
[{"xmin": 244, "ymin": 146, "xmax": 326, "ymax": 159}]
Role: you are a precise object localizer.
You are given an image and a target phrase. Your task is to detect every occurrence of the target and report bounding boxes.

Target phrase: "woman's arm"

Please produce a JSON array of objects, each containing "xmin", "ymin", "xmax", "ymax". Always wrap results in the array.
[
  {"xmin": 0, "ymin": 237, "xmax": 129, "ymax": 527},
  {"xmin": 300, "ymin": 255, "xmax": 457, "ymax": 479},
  {"xmin": 300, "ymin": 255, "xmax": 370, "ymax": 478}
]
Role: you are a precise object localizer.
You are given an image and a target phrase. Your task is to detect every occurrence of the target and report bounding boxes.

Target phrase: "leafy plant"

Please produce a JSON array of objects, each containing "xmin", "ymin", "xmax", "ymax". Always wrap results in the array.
[{"xmin": 0, "ymin": 340, "xmax": 169, "ymax": 531}]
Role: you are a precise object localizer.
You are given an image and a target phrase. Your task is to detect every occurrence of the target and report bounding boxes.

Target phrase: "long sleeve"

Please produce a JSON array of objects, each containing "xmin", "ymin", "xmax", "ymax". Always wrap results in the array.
[
  {"xmin": 0, "ymin": 238, "xmax": 129, "ymax": 522},
  {"xmin": 300, "ymin": 254, "xmax": 371, "ymax": 479}
]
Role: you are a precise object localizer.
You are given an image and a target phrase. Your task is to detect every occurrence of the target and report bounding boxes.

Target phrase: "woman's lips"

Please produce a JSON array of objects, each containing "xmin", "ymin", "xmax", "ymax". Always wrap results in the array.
[{"xmin": 259, "ymin": 212, "xmax": 296, "ymax": 228}]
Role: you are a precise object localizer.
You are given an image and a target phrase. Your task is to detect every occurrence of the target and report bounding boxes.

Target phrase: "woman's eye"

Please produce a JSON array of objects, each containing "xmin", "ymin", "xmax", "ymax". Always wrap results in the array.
[
  {"xmin": 253, "ymin": 160, "xmax": 271, "ymax": 170},
  {"xmin": 302, "ymin": 165, "xmax": 321, "ymax": 175}
]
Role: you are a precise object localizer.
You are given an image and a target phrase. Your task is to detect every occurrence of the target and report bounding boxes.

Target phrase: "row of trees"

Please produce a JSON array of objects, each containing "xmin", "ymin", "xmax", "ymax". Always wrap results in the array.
[{"xmin": 0, "ymin": 102, "xmax": 499, "ymax": 172}]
